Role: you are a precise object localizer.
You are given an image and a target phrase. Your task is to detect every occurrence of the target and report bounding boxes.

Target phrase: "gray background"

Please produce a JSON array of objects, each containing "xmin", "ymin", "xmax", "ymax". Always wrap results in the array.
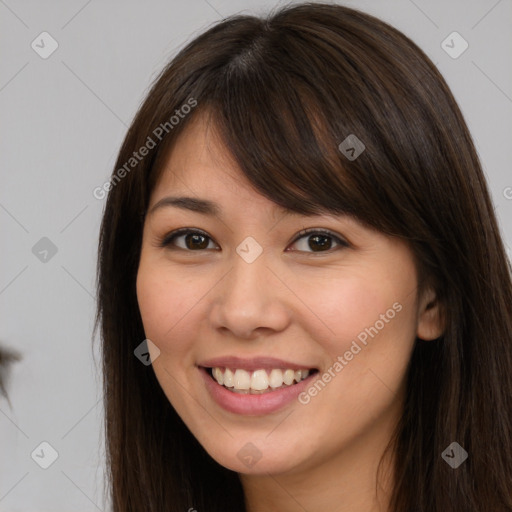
[{"xmin": 0, "ymin": 0, "xmax": 510, "ymax": 510}]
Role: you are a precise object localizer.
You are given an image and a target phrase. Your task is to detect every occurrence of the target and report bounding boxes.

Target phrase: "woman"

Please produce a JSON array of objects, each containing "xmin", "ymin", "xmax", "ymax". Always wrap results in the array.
[{"xmin": 95, "ymin": 3, "xmax": 512, "ymax": 511}]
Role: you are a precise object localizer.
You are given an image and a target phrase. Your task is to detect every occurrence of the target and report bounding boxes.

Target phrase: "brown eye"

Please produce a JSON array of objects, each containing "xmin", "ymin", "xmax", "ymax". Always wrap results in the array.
[
  {"xmin": 160, "ymin": 228, "xmax": 348, "ymax": 253},
  {"xmin": 161, "ymin": 229, "xmax": 218, "ymax": 251},
  {"xmin": 308, "ymin": 234, "xmax": 332, "ymax": 251},
  {"xmin": 288, "ymin": 229, "xmax": 349, "ymax": 253},
  {"xmin": 183, "ymin": 233, "xmax": 210, "ymax": 250}
]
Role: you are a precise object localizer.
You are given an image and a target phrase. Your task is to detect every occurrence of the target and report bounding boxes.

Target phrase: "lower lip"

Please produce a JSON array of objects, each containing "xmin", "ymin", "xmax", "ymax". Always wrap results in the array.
[{"xmin": 199, "ymin": 366, "xmax": 317, "ymax": 416}]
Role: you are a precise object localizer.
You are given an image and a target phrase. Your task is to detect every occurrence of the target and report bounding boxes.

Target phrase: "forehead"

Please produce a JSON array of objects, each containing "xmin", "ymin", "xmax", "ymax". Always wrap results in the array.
[
  {"xmin": 150, "ymin": 112, "xmax": 273, "ymax": 207},
  {"xmin": 148, "ymin": 111, "xmax": 375, "ymax": 232},
  {"xmin": 147, "ymin": 110, "xmax": 385, "ymax": 240},
  {"xmin": 144, "ymin": 113, "xmax": 417, "ymax": 265}
]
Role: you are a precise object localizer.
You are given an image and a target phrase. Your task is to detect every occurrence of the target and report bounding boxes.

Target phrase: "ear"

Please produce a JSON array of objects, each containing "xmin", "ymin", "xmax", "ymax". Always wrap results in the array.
[{"xmin": 416, "ymin": 287, "xmax": 444, "ymax": 341}]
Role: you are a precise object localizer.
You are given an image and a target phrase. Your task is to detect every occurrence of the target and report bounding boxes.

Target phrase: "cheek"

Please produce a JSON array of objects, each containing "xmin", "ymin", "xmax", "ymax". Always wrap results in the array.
[
  {"xmin": 136, "ymin": 262, "xmax": 194, "ymax": 352},
  {"xmin": 301, "ymin": 274, "xmax": 398, "ymax": 346},
  {"xmin": 298, "ymin": 266, "xmax": 418, "ymax": 379},
  {"xmin": 136, "ymin": 257, "xmax": 218, "ymax": 364}
]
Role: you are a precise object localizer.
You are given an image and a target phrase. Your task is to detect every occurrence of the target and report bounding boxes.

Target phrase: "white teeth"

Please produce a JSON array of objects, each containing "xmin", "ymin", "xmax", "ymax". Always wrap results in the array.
[
  {"xmin": 210, "ymin": 366, "xmax": 312, "ymax": 393},
  {"xmin": 233, "ymin": 369, "xmax": 251, "ymax": 390},
  {"xmin": 283, "ymin": 369, "xmax": 295, "ymax": 385},
  {"xmin": 212, "ymin": 367, "xmax": 224, "ymax": 385},
  {"xmin": 251, "ymin": 369, "xmax": 269, "ymax": 391},
  {"xmin": 269, "ymin": 369, "xmax": 284, "ymax": 388},
  {"xmin": 223, "ymin": 368, "xmax": 234, "ymax": 388}
]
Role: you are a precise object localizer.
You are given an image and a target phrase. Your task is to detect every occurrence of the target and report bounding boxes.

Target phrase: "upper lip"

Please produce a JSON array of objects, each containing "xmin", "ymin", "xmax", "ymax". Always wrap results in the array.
[{"xmin": 198, "ymin": 356, "xmax": 317, "ymax": 372}]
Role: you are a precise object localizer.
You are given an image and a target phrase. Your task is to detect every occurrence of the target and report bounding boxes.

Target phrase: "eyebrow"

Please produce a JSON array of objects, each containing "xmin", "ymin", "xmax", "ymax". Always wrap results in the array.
[
  {"xmin": 148, "ymin": 196, "xmax": 222, "ymax": 217},
  {"xmin": 148, "ymin": 195, "xmax": 316, "ymax": 218}
]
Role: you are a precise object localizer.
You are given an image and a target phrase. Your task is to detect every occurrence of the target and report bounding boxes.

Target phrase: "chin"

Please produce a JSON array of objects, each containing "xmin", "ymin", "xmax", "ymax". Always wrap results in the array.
[{"xmin": 200, "ymin": 436, "xmax": 308, "ymax": 475}]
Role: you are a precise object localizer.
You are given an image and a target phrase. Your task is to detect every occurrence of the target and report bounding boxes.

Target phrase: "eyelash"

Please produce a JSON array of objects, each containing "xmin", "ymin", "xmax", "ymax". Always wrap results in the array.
[{"xmin": 159, "ymin": 227, "xmax": 349, "ymax": 253}]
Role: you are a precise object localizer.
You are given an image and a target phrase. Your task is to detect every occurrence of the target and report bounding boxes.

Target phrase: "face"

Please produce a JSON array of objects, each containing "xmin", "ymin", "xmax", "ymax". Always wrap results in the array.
[{"xmin": 136, "ymin": 112, "xmax": 442, "ymax": 477}]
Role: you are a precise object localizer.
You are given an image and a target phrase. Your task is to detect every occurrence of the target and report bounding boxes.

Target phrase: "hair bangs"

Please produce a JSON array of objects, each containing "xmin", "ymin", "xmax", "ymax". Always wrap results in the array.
[{"xmin": 198, "ymin": 67, "xmax": 388, "ymax": 236}]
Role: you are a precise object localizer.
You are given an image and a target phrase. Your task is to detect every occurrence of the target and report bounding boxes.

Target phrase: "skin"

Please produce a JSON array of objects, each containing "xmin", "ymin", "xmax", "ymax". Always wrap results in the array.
[{"xmin": 136, "ymin": 112, "xmax": 444, "ymax": 512}]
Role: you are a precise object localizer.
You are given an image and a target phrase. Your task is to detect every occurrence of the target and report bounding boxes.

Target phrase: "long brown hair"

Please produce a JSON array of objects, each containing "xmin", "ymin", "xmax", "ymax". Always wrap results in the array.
[{"xmin": 95, "ymin": 3, "xmax": 512, "ymax": 510}]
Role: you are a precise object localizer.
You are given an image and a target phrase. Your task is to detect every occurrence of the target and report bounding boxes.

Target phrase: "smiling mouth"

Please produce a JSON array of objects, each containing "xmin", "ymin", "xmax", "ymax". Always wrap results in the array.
[{"xmin": 204, "ymin": 366, "xmax": 319, "ymax": 394}]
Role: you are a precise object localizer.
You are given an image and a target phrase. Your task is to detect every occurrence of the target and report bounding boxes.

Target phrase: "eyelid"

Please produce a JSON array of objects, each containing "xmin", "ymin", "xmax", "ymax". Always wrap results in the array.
[
  {"xmin": 159, "ymin": 227, "xmax": 216, "ymax": 248},
  {"xmin": 289, "ymin": 227, "xmax": 349, "ymax": 249},
  {"xmin": 159, "ymin": 227, "xmax": 350, "ymax": 251}
]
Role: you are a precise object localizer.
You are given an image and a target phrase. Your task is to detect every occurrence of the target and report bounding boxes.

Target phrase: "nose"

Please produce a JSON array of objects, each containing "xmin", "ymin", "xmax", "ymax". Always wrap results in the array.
[{"xmin": 209, "ymin": 248, "xmax": 291, "ymax": 340}]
